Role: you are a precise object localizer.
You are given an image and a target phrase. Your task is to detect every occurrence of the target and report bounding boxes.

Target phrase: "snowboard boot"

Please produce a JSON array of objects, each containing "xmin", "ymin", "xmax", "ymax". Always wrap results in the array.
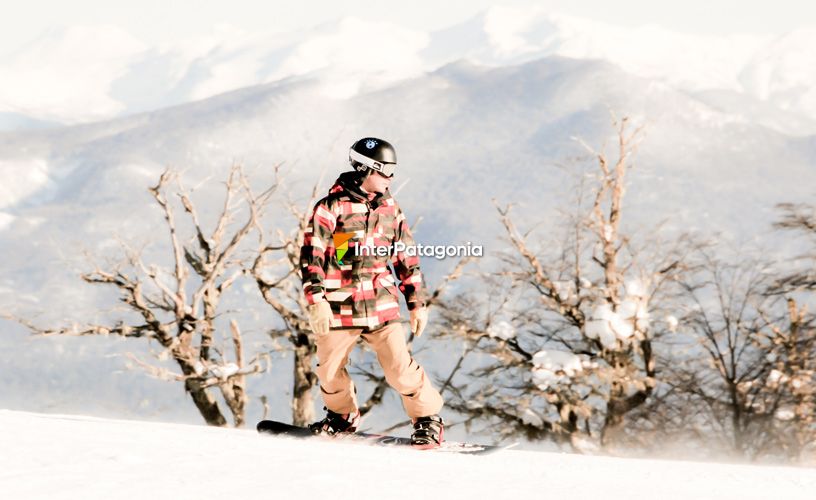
[
  {"xmin": 410, "ymin": 415, "xmax": 444, "ymax": 449},
  {"xmin": 309, "ymin": 407, "xmax": 360, "ymax": 435}
]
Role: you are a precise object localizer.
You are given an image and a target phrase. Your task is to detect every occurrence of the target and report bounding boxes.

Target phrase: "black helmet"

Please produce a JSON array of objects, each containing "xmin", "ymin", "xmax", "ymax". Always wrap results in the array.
[{"xmin": 349, "ymin": 137, "xmax": 397, "ymax": 177}]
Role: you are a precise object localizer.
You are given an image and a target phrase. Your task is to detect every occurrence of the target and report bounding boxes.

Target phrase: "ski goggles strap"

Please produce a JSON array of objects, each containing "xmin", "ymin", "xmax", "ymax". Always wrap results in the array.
[{"xmin": 349, "ymin": 150, "xmax": 396, "ymax": 177}]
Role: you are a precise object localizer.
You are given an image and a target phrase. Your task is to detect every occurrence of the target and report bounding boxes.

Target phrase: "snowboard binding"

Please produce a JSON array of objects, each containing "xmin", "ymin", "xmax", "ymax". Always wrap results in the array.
[
  {"xmin": 309, "ymin": 407, "xmax": 360, "ymax": 435},
  {"xmin": 410, "ymin": 415, "xmax": 444, "ymax": 449}
]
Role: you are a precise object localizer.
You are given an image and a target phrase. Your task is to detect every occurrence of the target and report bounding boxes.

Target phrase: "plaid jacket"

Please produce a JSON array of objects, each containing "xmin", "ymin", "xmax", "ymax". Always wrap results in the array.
[{"xmin": 300, "ymin": 172, "xmax": 426, "ymax": 330}]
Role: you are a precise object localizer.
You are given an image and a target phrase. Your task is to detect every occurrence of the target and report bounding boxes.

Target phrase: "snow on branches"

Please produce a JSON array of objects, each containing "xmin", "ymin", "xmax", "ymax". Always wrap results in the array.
[{"xmin": 437, "ymin": 116, "xmax": 694, "ymax": 450}]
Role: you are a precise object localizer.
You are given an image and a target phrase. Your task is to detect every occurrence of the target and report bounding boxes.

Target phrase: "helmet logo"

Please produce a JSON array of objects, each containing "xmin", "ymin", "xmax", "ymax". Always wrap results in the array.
[{"xmin": 365, "ymin": 139, "xmax": 377, "ymax": 149}]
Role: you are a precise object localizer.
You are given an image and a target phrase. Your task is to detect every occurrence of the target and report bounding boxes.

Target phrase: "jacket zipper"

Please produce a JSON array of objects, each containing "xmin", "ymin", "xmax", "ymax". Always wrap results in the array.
[{"xmin": 362, "ymin": 200, "xmax": 372, "ymax": 325}]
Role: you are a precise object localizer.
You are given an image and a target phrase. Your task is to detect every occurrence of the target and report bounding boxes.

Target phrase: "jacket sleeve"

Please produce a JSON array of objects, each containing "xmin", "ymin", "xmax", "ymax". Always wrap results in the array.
[
  {"xmin": 300, "ymin": 198, "xmax": 337, "ymax": 305},
  {"xmin": 391, "ymin": 204, "xmax": 426, "ymax": 310}
]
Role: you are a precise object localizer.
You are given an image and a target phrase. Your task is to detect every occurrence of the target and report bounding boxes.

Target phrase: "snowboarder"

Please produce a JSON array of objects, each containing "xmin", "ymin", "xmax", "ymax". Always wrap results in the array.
[{"xmin": 300, "ymin": 137, "xmax": 444, "ymax": 447}]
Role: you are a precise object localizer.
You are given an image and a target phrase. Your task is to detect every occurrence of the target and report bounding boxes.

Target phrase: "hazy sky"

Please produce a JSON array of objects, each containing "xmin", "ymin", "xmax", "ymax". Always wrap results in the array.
[{"xmin": 1, "ymin": 0, "xmax": 814, "ymax": 52}]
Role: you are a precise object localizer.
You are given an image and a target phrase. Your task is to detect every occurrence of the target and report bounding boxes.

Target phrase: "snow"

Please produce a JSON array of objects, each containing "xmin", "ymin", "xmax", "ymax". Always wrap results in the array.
[
  {"xmin": 585, "ymin": 304, "xmax": 618, "ymax": 348},
  {"xmin": 775, "ymin": 407, "xmax": 796, "ymax": 421},
  {"xmin": 540, "ymin": 14, "xmax": 768, "ymax": 93},
  {"xmin": 610, "ymin": 313, "xmax": 636, "ymax": 342},
  {"xmin": 602, "ymin": 223, "xmax": 613, "ymax": 241},
  {"xmin": 586, "ymin": 294, "xmax": 650, "ymax": 348},
  {"xmin": 739, "ymin": 29, "xmax": 816, "ymax": 114},
  {"xmin": 486, "ymin": 320, "xmax": 516, "ymax": 340},
  {"xmin": 617, "ymin": 299, "xmax": 639, "ymax": 322},
  {"xmin": 0, "ymin": 16, "xmax": 429, "ymax": 122},
  {"xmin": 531, "ymin": 368, "xmax": 561, "ymax": 390},
  {"xmin": 210, "ymin": 363, "xmax": 240, "ymax": 379},
  {"xmin": 266, "ymin": 17, "xmax": 429, "ymax": 100},
  {"xmin": 0, "ymin": 212, "xmax": 15, "ymax": 231},
  {"xmin": 533, "ymin": 350, "xmax": 583, "ymax": 375},
  {"xmin": 2, "ymin": 10, "xmax": 816, "ymax": 128},
  {"xmin": 521, "ymin": 408, "xmax": 544, "ymax": 428},
  {"xmin": 0, "ymin": 25, "xmax": 147, "ymax": 123},
  {"xmin": 552, "ymin": 280, "xmax": 577, "ymax": 300},
  {"xmin": 1, "ymin": 410, "xmax": 814, "ymax": 500},
  {"xmin": 0, "ymin": 158, "xmax": 51, "ymax": 209},
  {"xmin": 620, "ymin": 296, "xmax": 650, "ymax": 330},
  {"xmin": 481, "ymin": 5, "xmax": 543, "ymax": 56},
  {"xmin": 625, "ymin": 279, "xmax": 648, "ymax": 298},
  {"xmin": 768, "ymin": 369, "xmax": 787, "ymax": 385},
  {"xmin": 531, "ymin": 349, "xmax": 583, "ymax": 390}
]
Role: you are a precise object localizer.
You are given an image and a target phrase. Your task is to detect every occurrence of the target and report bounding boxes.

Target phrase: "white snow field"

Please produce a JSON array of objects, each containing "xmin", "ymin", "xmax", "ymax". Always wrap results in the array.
[{"xmin": 1, "ymin": 410, "xmax": 814, "ymax": 500}]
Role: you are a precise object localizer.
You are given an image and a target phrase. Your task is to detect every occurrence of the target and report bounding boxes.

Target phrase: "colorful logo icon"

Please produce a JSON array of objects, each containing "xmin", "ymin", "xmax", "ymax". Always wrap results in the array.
[{"xmin": 333, "ymin": 232, "xmax": 355, "ymax": 264}]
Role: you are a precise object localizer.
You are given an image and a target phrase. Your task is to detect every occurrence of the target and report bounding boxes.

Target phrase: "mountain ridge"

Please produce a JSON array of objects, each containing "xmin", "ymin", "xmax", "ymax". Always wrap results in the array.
[{"xmin": 2, "ymin": 9, "xmax": 815, "ymax": 129}]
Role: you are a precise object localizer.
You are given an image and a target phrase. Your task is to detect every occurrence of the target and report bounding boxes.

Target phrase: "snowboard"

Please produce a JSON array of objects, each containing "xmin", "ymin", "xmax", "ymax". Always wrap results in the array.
[{"xmin": 256, "ymin": 420, "xmax": 511, "ymax": 455}]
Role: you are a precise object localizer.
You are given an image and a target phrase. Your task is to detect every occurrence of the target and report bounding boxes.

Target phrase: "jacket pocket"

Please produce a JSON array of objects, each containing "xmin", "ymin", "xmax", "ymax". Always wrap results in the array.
[
  {"xmin": 325, "ymin": 288, "xmax": 354, "ymax": 303},
  {"xmin": 375, "ymin": 273, "xmax": 400, "ymax": 301}
]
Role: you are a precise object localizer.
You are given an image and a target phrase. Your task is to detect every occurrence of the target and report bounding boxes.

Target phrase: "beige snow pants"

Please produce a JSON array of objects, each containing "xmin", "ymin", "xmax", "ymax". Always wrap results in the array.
[{"xmin": 314, "ymin": 322, "xmax": 444, "ymax": 419}]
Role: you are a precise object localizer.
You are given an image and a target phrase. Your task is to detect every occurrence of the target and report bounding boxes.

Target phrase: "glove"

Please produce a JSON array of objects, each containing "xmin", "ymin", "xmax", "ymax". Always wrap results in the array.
[
  {"xmin": 410, "ymin": 307, "xmax": 429, "ymax": 338},
  {"xmin": 307, "ymin": 301, "xmax": 333, "ymax": 336}
]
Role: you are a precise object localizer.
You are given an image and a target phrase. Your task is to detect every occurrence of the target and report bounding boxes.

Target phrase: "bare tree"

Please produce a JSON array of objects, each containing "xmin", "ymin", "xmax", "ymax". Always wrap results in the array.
[
  {"xmin": 772, "ymin": 203, "xmax": 816, "ymax": 292},
  {"xmin": 663, "ymin": 203, "xmax": 816, "ymax": 462},
  {"xmin": 437, "ymin": 117, "xmax": 694, "ymax": 450},
  {"xmin": 674, "ymin": 250, "xmax": 816, "ymax": 462},
  {"xmin": 12, "ymin": 166, "xmax": 276, "ymax": 427},
  {"xmin": 767, "ymin": 202, "xmax": 816, "ymax": 460},
  {"xmin": 251, "ymin": 183, "xmax": 320, "ymax": 427},
  {"xmin": 761, "ymin": 297, "xmax": 816, "ymax": 461},
  {"xmin": 676, "ymin": 255, "xmax": 779, "ymax": 457}
]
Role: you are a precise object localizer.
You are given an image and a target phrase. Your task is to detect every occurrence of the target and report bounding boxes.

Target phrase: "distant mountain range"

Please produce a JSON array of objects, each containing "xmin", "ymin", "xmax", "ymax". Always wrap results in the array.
[
  {"xmin": 2, "ymin": 8, "xmax": 815, "ymax": 133},
  {"xmin": 2, "ymin": 52, "xmax": 814, "ymax": 316}
]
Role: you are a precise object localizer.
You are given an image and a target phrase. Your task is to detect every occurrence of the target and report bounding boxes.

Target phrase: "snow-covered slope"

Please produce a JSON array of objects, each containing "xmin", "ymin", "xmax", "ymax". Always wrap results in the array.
[{"xmin": 1, "ymin": 410, "xmax": 814, "ymax": 500}]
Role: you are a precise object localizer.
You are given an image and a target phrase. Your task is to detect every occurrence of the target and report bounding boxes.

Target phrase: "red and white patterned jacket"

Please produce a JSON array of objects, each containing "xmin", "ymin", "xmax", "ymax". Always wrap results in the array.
[{"xmin": 300, "ymin": 172, "xmax": 426, "ymax": 330}]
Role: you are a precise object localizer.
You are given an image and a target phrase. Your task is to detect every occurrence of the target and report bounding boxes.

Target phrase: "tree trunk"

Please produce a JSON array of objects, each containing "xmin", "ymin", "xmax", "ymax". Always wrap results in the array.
[
  {"xmin": 601, "ymin": 393, "xmax": 625, "ymax": 447},
  {"xmin": 292, "ymin": 332, "xmax": 317, "ymax": 426},
  {"xmin": 729, "ymin": 380, "xmax": 744, "ymax": 454},
  {"xmin": 220, "ymin": 378, "xmax": 246, "ymax": 427},
  {"xmin": 602, "ymin": 380, "xmax": 652, "ymax": 448},
  {"xmin": 185, "ymin": 377, "xmax": 228, "ymax": 426},
  {"xmin": 176, "ymin": 355, "xmax": 228, "ymax": 427}
]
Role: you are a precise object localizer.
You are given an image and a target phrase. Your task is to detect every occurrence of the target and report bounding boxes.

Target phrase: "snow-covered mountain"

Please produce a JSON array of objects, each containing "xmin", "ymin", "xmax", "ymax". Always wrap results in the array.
[
  {"xmin": 2, "ymin": 8, "xmax": 816, "ymax": 431},
  {"xmin": 2, "ymin": 410, "xmax": 814, "ymax": 500},
  {"xmin": 3, "ymin": 55, "xmax": 814, "ymax": 310},
  {"xmin": 2, "ymin": 8, "xmax": 816, "ymax": 133},
  {"xmin": 2, "ymin": 53, "xmax": 815, "ymax": 425}
]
